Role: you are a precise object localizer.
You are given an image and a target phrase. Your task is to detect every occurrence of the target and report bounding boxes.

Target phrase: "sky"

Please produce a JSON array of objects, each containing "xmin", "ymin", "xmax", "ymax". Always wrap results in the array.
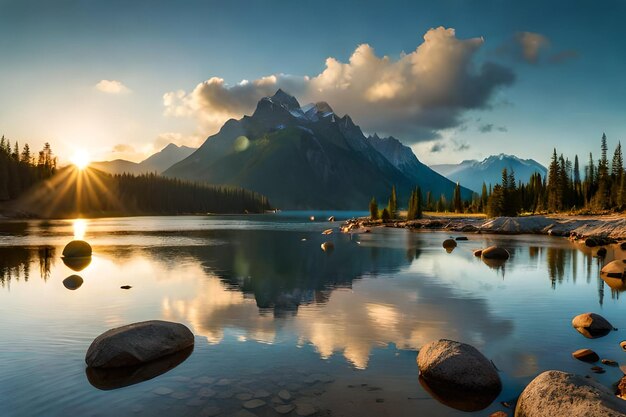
[{"xmin": 1, "ymin": 0, "xmax": 625, "ymax": 167}]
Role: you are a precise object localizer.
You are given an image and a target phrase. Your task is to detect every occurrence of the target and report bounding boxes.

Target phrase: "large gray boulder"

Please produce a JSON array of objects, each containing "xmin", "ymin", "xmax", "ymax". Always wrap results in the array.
[
  {"xmin": 572, "ymin": 312, "xmax": 614, "ymax": 338},
  {"xmin": 86, "ymin": 320, "xmax": 194, "ymax": 368},
  {"xmin": 417, "ymin": 339, "xmax": 501, "ymax": 394},
  {"xmin": 515, "ymin": 370, "xmax": 626, "ymax": 417}
]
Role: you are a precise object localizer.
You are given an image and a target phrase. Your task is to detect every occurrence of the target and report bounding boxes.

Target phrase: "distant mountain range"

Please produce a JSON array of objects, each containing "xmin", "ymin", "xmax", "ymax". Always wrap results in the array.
[
  {"xmin": 430, "ymin": 154, "xmax": 547, "ymax": 193},
  {"xmin": 164, "ymin": 89, "xmax": 472, "ymax": 209},
  {"xmin": 91, "ymin": 143, "xmax": 196, "ymax": 175}
]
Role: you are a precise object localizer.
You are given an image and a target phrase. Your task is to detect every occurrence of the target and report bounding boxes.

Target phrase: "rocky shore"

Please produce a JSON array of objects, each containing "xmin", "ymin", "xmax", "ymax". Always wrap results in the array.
[{"xmin": 341, "ymin": 214, "xmax": 626, "ymax": 241}]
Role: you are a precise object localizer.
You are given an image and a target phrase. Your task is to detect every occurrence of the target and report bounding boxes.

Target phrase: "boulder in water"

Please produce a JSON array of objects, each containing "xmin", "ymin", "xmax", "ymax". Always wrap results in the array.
[
  {"xmin": 601, "ymin": 260, "xmax": 626, "ymax": 278},
  {"xmin": 481, "ymin": 246, "xmax": 510, "ymax": 260},
  {"xmin": 572, "ymin": 312, "xmax": 614, "ymax": 338},
  {"xmin": 417, "ymin": 339, "xmax": 501, "ymax": 405},
  {"xmin": 572, "ymin": 348, "xmax": 599, "ymax": 363},
  {"xmin": 62, "ymin": 240, "xmax": 92, "ymax": 258},
  {"xmin": 514, "ymin": 370, "xmax": 626, "ymax": 417},
  {"xmin": 85, "ymin": 320, "xmax": 194, "ymax": 368}
]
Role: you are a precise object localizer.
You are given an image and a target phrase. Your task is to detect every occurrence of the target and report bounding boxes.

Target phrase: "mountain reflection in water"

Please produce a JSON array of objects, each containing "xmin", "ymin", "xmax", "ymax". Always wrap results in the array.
[{"xmin": 2, "ymin": 216, "xmax": 626, "ymax": 417}]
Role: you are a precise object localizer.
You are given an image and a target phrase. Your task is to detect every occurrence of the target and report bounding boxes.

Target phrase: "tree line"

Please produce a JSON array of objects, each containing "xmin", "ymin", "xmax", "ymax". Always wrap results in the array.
[
  {"xmin": 0, "ymin": 136, "xmax": 57, "ymax": 201},
  {"xmin": 16, "ymin": 169, "xmax": 272, "ymax": 217},
  {"xmin": 367, "ymin": 133, "xmax": 625, "ymax": 219},
  {"xmin": 486, "ymin": 133, "xmax": 626, "ymax": 216}
]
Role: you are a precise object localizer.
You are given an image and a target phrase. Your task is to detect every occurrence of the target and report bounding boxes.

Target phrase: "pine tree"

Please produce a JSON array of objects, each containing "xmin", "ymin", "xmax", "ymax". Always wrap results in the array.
[
  {"xmin": 547, "ymin": 149, "xmax": 560, "ymax": 212},
  {"xmin": 453, "ymin": 182, "xmax": 462, "ymax": 213},
  {"xmin": 387, "ymin": 185, "xmax": 397, "ymax": 219},
  {"xmin": 416, "ymin": 187, "xmax": 423, "ymax": 219},
  {"xmin": 369, "ymin": 197, "xmax": 379, "ymax": 220}
]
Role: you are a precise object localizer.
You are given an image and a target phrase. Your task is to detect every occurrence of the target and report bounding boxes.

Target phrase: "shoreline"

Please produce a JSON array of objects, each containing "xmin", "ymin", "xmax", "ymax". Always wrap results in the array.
[{"xmin": 341, "ymin": 213, "xmax": 626, "ymax": 242}]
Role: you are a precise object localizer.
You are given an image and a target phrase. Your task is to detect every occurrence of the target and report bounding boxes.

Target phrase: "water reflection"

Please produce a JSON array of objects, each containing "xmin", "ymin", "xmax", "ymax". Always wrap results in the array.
[
  {"xmin": 86, "ymin": 346, "xmax": 193, "ymax": 390},
  {"xmin": 0, "ymin": 246, "xmax": 55, "ymax": 286}
]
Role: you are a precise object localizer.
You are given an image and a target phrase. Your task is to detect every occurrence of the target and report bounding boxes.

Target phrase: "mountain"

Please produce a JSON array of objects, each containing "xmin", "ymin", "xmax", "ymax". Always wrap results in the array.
[
  {"xmin": 91, "ymin": 143, "xmax": 196, "ymax": 175},
  {"xmin": 164, "ymin": 89, "xmax": 471, "ymax": 210},
  {"xmin": 430, "ymin": 154, "xmax": 548, "ymax": 193}
]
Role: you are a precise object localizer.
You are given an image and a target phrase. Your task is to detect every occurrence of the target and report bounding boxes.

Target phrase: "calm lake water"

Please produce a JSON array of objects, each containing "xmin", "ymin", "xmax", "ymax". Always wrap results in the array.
[{"xmin": 1, "ymin": 212, "xmax": 626, "ymax": 417}]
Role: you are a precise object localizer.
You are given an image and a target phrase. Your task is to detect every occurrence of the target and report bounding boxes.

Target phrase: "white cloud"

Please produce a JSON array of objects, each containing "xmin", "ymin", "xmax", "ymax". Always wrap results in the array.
[
  {"xmin": 164, "ymin": 27, "xmax": 514, "ymax": 142},
  {"xmin": 515, "ymin": 32, "xmax": 550, "ymax": 64},
  {"xmin": 95, "ymin": 79, "xmax": 131, "ymax": 94}
]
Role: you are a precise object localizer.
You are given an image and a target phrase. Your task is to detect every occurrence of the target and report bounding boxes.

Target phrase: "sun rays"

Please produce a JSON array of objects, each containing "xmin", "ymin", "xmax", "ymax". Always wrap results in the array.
[{"xmin": 20, "ymin": 165, "xmax": 125, "ymax": 218}]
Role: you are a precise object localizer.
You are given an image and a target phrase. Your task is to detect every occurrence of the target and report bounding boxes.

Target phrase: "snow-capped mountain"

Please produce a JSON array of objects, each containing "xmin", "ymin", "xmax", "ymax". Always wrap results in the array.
[
  {"xmin": 430, "ymin": 154, "xmax": 547, "ymax": 193},
  {"xmin": 164, "ymin": 89, "xmax": 471, "ymax": 209}
]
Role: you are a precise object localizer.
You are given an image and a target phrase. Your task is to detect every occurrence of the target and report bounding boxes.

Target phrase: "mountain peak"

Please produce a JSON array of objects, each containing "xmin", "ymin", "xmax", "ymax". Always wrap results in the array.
[
  {"xmin": 270, "ymin": 89, "xmax": 301, "ymax": 111},
  {"xmin": 162, "ymin": 143, "xmax": 179, "ymax": 151}
]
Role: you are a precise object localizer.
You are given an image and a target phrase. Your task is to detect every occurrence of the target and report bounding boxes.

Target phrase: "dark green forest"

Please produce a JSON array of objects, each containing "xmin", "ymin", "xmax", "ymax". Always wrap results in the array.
[
  {"xmin": 0, "ymin": 136, "xmax": 271, "ymax": 218},
  {"xmin": 370, "ymin": 133, "xmax": 626, "ymax": 219},
  {"xmin": 0, "ymin": 136, "xmax": 57, "ymax": 200}
]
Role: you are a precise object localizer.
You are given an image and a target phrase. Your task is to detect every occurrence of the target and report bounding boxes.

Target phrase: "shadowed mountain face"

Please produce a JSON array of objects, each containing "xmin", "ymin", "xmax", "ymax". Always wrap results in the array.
[
  {"xmin": 430, "ymin": 154, "xmax": 548, "ymax": 193},
  {"xmin": 92, "ymin": 143, "xmax": 196, "ymax": 175},
  {"xmin": 164, "ymin": 90, "xmax": 471, "ymax": 209}
]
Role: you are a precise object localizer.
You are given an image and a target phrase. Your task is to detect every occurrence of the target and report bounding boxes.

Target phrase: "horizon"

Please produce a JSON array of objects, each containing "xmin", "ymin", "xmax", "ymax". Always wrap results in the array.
[{"xmin": 1, "ymin": 0, "xmax": 625, "ymax": 167}]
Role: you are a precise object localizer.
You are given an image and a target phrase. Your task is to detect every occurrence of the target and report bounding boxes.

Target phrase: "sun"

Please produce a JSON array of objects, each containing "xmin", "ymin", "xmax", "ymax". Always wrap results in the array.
[{"xmin": 70, "ymin": 149, "xmax": 91, "ymax": 170}]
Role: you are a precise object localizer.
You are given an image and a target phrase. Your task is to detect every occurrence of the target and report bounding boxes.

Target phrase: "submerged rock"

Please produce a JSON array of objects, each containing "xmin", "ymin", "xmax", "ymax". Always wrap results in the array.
[
  {"xmin": 85, "ymin": 320, "xmax": 194, "ymax": 368},
  {"xmin": 572, "ymin": 348, "xmax": 599, "ymax": 363},
  {"xmin": 455, "ymin": 236, "xmax": 469, "ymax": 241},
  {"xmin": 481, "ymin": 246, "xmax": 510, "ymax": 260},
  {"xmin": 514, "ymin": 370, "xmax": 626, "ymax": 417},
  {"xmin": 597, "ymin": 247, "xmax": 607, "ymax": 257},
  {"xmin": 572, "ymin": 313, "xmax": 615, "ymax": 338},
  {"xmin": 63, "ymin": 275, "xmax": 84, "ymax": 290},
  {"xmin": 62, "ymin": 240, "xmax": 92, "ymax": 258},
  {"xmin": 417, "ymin": 339, "xmax": 501, "ymax": 410},
  {"xmin": 321, "ymin": 241, "xmax": 334, "ymax": 252},
  {"xmin": 86, "ymin": 346, "xmax": 192, "ymax": 390}
]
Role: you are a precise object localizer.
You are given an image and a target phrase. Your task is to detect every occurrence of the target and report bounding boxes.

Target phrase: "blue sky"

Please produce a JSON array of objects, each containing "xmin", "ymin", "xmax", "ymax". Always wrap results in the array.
[{"xmin": 1, "ymin": 0, "xmax": 624, "ymax": 167}]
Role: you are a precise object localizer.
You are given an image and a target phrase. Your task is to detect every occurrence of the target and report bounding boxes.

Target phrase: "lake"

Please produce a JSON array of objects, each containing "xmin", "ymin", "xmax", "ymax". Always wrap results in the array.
[{"xmin": 1, "ymin": 212, "xmax": 625, "ymax": 417}]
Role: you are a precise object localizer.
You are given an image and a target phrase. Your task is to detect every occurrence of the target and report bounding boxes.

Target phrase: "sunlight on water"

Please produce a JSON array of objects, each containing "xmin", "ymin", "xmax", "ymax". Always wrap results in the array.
[
  {"xmin": 1, "ymin": 213, "xmax": 626, "ymax": 417},
  {"xmin": 73, "ymin": 218, "xmax": 87, "ymax": 240}
]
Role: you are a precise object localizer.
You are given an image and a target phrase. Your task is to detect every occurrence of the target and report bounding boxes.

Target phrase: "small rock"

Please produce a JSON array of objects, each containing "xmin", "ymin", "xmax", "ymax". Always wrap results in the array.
[
  {"xmin": 63, "ymin": 275, "xmax": 84, "ymax": 290},
  {"xmin": 481, "ymin": 246, "xmax": 510, "ymax": 260},
  {"xmin": 621, "ymin": 341, "xmax": 626, "ymax": 351},
  {"xmin": 195, "ymin": 376, "xmax": 215, "ymax": 384},
  {"xmin": 572, "ymin": 313, "xmax": 614, "ymax": 338},
  {"xmin": 216, "ymin": 378, "xmax": 233, "ymax": 386},
  {"xmin": 596, "ymin": 247, "xmax": 607, "ymax": 257},
  {"xmin": 601, "ymin": 260, "xmax": 626, "ymax": 278},
  {"xmin": 601, "ymin": 359, "xmax": 618, "ymax": 366},
  {"xmin": 296, "ymin": 403, "xmax": 317, "ymax": 416},
  {"xmin": 120, "ymin": 285, "xmax": 132, "ymax": 290},
  {"xmin": 455, "ymin": 236, "xmax": 468, "ymax": 241},
  {"xmin": 585, "ymin": 238, "xmax": 599, "ymax": 247},
  {"xmin": 234, "ymin": 410, "xmax": 257, "ymax": 417},
  {"xmin": 328, "ymin": 216, "xmax": 335, "ymax": 222},
  {"xmin": 243, "ymin": 399, "xmax": 266, "ymax": 409},
  {"xmin": 197, "ymin": 387, "xmax": 216, "ymax": 398},
  {"xmin": 442, "ymin": 239, "xmax": 457, "ymax": 249},
  {"xmin": 278, "ymin": 390, "xmax": 291, "ymax": 401},
  {"xmin": 617, "ymin": 375, "xmax": 626, "ymax": 399},
  {"xmin": 473, "ymin": 249, "xmax": 483, "ymax": 257},
  {"xmin": 572, "ymin": 348, "xmax": 600, "ymax": 363},
  {"xmin": 590, "ymin": 366, "xmax": 605, "ymax": 374},
  {"xmin": 274, "ymin": 404, "xmax": 296, "ymax": 414},
  {"xmin": 322, "ymin": 229, "xmax": 333, "ymax": 235},
  {"xmin": 253, "ymin": 389, "xmax": 270, "ymax": 398},
  {"xmin": 153, "ymin": 387, "xmax": 174, "ymax": 395},
  {"xmin": 216, "ymin": 390, "xmax": 235, "ymax": 399},
  {"xmin": 171, "ymin": 391, "xmax": 192, "ymax": 400},
  {"xmin": 621, "ymin": 242, "xmax": 626, "ymax": 250},
  {"xmin": 321, "ymin": 241, "xmax": 334, "ymax": 252},
  {"xmin": 236, "ymin": 393, "xmax": 253, "ymax": 401},
  {"xmin": 489, "ymin": 412, "xmax": 508, "ymax": 417},
  {"xmin": 200, "ymin": 406, "xmax": 221, "ymax": 417}
]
